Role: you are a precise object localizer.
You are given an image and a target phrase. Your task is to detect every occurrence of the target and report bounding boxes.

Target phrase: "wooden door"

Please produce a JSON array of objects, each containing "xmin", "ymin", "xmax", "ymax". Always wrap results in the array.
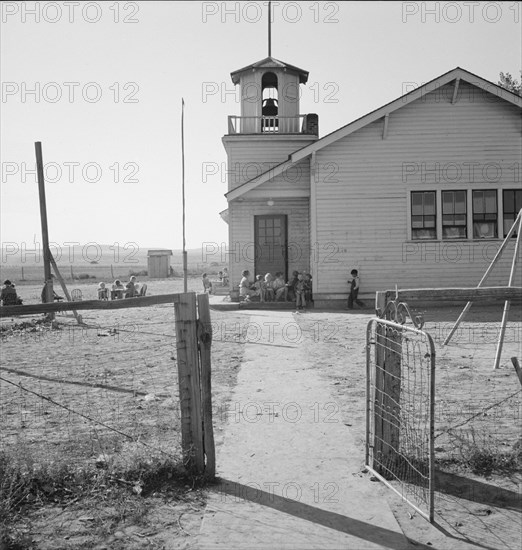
[{"xmin": 254, "ymin": 215, "xmax": 287, "ymax": 279}]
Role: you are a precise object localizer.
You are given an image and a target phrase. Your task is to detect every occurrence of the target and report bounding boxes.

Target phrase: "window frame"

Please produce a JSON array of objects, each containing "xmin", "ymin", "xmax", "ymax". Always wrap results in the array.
[
  {"xmin": 442, "ymin": 190, "xmax": 467, "ymax": 239},
  {"xmin": 502, "ymin": 189, "xmax": 522, "ymax": 238},
  {"xmin": 472, "ymin": 189, "xmax": 498, "ymax": 239},
  {"xmin": 410, "ymin": 191, "xmax": 437, "ymax": 241}
]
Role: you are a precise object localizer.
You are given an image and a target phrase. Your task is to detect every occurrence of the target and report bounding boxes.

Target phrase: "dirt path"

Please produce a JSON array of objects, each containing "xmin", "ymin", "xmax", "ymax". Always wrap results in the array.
[{"xmin": 197, "ymin": 310, "xmax": 417, "ymax": 549}]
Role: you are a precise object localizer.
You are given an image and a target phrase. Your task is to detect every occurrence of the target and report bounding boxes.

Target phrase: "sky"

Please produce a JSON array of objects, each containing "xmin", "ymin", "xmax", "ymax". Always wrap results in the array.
[{"xmin": 1, "ymin": 0, "xmax": 520, "ymax": 258}]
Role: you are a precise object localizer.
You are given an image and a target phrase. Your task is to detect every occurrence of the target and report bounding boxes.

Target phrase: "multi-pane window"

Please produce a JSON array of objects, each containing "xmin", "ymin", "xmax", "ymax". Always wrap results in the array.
[
  {"xmin": 503, "ymin": 189, "xmax": 522, "ymax": 237},
  {"xmin": 411, "ymin": 191, "xmax": 436, "ymax": 240},
  {"xmin": 472, "ymin": 190, "xmax": 497, "ymax": 239},
  {"xmin": 442, "ymin": 190, "xmax": 467, "ymax": 239}
]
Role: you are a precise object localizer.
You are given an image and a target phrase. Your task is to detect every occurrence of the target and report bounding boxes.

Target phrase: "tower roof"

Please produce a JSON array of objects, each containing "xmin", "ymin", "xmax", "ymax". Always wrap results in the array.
[{"xmin": 230, "ymin": 56, "xmax": 309, "ymax": 85}]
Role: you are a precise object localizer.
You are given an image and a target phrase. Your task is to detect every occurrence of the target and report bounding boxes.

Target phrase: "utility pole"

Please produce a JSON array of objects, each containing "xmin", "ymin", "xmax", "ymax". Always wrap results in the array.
[
  {"xmin": 181, "ymin": 98, "xmax": 188, "ymax": 292},
  {"xmin": 35, "ymin": 141, "xmax": 54, "ymax": 310}
]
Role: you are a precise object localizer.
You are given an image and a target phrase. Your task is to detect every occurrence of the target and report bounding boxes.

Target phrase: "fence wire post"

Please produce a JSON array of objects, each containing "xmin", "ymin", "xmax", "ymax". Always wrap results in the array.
[
  {"xmin": 197, "ymin": 293, "xmax": 216, "ymax": 478},
  {"xmin": 174, "ymin": 292, "xmax": 204, "ymax": 474}
]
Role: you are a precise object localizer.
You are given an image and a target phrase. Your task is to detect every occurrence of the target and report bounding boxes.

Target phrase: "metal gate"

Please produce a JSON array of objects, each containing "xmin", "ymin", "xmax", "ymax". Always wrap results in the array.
[{"xmin": 366, "ymin": 317, "xmax": 436, "ymax": 522}]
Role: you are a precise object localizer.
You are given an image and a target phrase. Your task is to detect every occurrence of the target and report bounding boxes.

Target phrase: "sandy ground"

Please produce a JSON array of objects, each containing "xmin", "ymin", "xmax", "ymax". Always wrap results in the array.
[{"xmin": 1, "ymin": 284, "xmax": 521, "ymax": 549}]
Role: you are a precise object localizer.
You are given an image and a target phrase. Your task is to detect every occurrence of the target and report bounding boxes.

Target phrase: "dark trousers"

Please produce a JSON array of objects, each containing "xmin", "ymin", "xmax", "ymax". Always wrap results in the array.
[{"xmin": 348, "ymin": 288, "xmax": 364, "ymax": 309}]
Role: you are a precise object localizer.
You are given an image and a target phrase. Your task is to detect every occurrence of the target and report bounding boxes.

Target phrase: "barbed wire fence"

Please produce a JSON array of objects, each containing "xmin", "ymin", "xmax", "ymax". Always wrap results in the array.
[
  {"xmin": 0, "ymin": 303, "xmax": 184, "ymax": 479},
  {"xmin": 433, "ymin": 343, "xmax": 522, "ymax": 468}
]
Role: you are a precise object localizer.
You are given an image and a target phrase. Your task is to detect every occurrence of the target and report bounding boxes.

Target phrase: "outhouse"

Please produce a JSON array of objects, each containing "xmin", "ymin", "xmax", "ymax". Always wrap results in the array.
[{"xmin": 147, "ymin": 249, "xmax": 173, "ymax": 278}]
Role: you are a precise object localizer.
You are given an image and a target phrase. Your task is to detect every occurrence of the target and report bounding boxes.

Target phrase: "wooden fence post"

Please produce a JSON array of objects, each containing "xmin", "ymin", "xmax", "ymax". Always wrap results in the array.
[
  {"xmin": 382, "ymin": 317, "xmax": 402, "ymax": 476},
  {"xmin": 173, "ymin": 292, "xmax": 204, "ymax": 474},
  {"xmin": 373, "ymin": 292, "xmax": 387, "ymax": 473},
  {"xmin": 373, "ymin": 291, "xmax": 402, "ymax": 478},
  {"xmin": 197, "ymin": 293, "xmax": 216, "ymax": 478}
]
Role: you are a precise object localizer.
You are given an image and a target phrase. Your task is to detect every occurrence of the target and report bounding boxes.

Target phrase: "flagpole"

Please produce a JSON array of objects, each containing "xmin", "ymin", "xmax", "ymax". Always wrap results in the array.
[
  {"xmin": 181, "ymin": 98, "xmax": 188, "ymax": 292},
  {"xmin": 268, "ymin": 0, "xmax": 271, "ymax": 56}
]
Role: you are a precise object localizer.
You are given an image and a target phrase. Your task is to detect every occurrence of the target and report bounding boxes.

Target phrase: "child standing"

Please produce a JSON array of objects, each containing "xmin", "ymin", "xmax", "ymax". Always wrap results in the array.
[
  {"xmin": 295, "ymin": 273, "xmax": 306, "ymax": 311},
  {"xmin": 202, "ymin": 273, "xmax": 213, "ymax": 294},
  {"xmin": 348, "ymin": 269, "xmax": 365, "ymax": 309},
  {"xmin": 254, "ymin": 275, "xmax": 266, "ymax": 301},
  {"xmin": 303, "ymin": 273, "xmax": 313, "ymax": 305}
]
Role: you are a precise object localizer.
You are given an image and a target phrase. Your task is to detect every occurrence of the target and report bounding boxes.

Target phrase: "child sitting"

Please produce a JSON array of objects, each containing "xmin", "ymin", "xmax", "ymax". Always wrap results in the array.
[
  {"xmin": 285, "ymin": 271, "xmax": 299, "ymax": 302},
  {"xmin": 111, "ymin": 280, "xmax": 125, "ymax": 300},
  {"xmin": 125, "ymin": 276, "xmax": 139, "ymax": 298},
  {"xmin": 264, "ymin": 273, "xmax": 275, "ymax": 301},
  {"xmin": 273, "ymin": 272, "xmax": 286, "ymax": 301},
  {"xmin": 98, "ymin": 282, "xmax": 109, "ymax": 300},
  {"xmin": 239, "ymin": 270, "xmax": 257, "ymax": 301}
]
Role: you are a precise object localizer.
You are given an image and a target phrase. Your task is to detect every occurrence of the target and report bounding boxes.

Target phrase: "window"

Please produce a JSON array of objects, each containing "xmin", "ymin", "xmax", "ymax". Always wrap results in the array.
[
  {"xmin": 503, "ymin": 189, "xmax": 522, "ymax": 237},
  {"xmin": 411, "ymin": 191, "xmax": 436, "ymax": 240},
  {"xmin": 472, "ymin": 190, "xmax": 497, "ymax": 239},
  {"xmin": 442, "ymin": 190, "xmax": 467, "ymax": 239}
]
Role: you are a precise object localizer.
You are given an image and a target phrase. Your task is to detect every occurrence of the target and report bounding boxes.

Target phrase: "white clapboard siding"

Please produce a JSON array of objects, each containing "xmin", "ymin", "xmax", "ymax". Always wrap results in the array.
[
  {"xmin": 223, "ymin": 135, "xmax": 316, "ymax": 190},
  {"xmin": 228, "ymin": 198, "xmax": 310, "ymax": 287},
  {"xmin": 243, "ymin": 159, "xmax": 311, "ymax": 198},
  {"xmin": 313, "ymin": 82, "xmax": 522, "ymax": 298}
]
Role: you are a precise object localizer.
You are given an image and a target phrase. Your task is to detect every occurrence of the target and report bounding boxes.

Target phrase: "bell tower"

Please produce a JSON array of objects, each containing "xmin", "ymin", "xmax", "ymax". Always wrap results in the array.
[
  {"xmin": 221, "ymin": 5, "xmax": 319, "ymax": 291},
  {"xmin": 229, "ymin": 57, "xmax": 312, "ymax": 134}
]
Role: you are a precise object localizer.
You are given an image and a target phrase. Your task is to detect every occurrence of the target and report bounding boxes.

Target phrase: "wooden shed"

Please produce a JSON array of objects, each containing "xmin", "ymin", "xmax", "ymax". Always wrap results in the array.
[{"xmin": 147, "ymin": 249, "xmax": 173, "ymax": 278}]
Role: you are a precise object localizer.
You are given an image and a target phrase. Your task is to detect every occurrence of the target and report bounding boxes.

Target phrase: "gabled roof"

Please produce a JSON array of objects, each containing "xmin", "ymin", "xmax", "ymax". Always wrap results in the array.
[
  {"xmin": 231, "ymin": 56, "xmax": 309, "ymax": 85},
  {"xmin": 290, "ymin": 67, "xmax": 521, "ymax": 162},
  {"xmin": 226, "ymin": 67, "xmax": 522, "ymax": 201}
]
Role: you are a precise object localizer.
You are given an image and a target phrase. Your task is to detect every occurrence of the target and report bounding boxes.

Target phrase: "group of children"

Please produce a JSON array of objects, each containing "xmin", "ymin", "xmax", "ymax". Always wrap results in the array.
[
  {"xmin": 239, "ymin": 268, "xmax": 364, "ymax": 310},
  {"xmin": 239, "ymin": 270, "xmax": 313, "ymax": 310},
  {"xmin": 97, "ymin": 276, "xmax": 144, "ymax": 300},
  {"xmin": 2, "ymin": 269, "xmax": 365, "ymax": 310},
  {"xmin": 202, "ymin": 268, "xmax": 229, "ymax": 294}
]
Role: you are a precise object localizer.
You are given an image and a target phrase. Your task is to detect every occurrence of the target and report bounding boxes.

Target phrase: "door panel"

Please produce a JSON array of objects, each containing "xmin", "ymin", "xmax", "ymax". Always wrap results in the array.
[{"xmin": 254, "ymin": 215, "xmax": 287, "ymax": 279}]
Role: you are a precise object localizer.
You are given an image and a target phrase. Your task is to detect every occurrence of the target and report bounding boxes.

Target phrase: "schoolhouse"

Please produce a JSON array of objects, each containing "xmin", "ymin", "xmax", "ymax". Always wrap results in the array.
[{"xmin": 220, "ymin": 56, "xmax": 522, "ymax": 305}]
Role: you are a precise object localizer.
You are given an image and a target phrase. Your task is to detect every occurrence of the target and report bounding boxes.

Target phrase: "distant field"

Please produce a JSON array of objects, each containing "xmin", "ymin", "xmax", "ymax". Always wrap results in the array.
[{"xmin": 0, "ymin": 245, "xmax": 226, "ymax": 283}]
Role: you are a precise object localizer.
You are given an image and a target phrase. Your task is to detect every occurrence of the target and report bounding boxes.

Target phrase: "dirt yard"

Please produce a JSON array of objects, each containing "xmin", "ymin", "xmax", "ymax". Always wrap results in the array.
[
  {"xmin": 292, "ymin": 303, "xmax": 521, "ymax": 550},
  {"xmin": 1, "ymin": 283, "xmax": 521, "ymax": 549},
  {"xmin": 0, "ymin": 279, "xmax": 244, "ymax": 549}
]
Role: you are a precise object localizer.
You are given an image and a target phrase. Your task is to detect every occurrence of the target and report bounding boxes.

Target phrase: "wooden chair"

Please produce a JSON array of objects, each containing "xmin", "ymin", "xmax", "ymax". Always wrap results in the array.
[{"xmin": 71, "ymin": 289, "xmax": 83, "ymax": 301}]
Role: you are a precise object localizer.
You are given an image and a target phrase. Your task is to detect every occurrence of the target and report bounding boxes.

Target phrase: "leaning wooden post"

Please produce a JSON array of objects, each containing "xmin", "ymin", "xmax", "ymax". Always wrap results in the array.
[
  {"xmin": 444, "ymin": 209, "xmax": 522, "ymax": 345},
  {"xmin": 494, "ymin": 214, "xmax": 522, "ymax": 369},
  {"xmin": 49, "ymin": 254, "xmax": 82, "ymax": 325},
  {"xmin": 511, "ymin": 357, "xmax": 522, "ymax": 387},
  {"xmin": 173, "ymin": 292, "xmax": 204, "ymax": 474},
  {"xmin": 197, "ymin": 293, "xmax": 216, "ymax": 478},
  {"xmin": 35, "ymin": 142, "xmax": 54, "ymax": 312}
]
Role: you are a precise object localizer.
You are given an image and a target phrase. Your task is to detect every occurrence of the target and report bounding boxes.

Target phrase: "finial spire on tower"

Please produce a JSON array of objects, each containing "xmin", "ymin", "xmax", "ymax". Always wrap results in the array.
[{"xmin": 268, "ymin": 0, "xmax": 271, "ymax": 57}]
